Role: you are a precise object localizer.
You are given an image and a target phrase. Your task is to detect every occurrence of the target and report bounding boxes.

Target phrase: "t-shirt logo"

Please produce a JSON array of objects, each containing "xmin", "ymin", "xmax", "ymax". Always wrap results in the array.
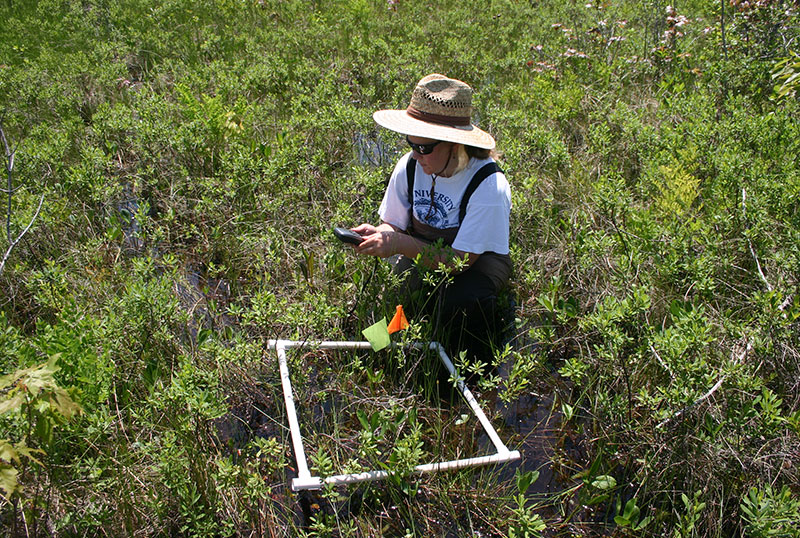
[{"xmin": 414, "ymin": 189, "xmax": 456, "ymax": 228}]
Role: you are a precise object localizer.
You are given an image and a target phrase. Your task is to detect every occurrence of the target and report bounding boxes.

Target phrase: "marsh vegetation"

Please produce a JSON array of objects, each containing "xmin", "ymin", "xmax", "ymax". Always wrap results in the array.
[{"xmin": 1, "ymin": 0, "xmax": 799, "ymax": 536}]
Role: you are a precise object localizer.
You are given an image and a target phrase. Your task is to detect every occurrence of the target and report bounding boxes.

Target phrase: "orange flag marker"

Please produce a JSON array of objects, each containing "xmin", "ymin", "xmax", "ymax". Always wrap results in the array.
[{"xmin": 387, "ymin": 305, "xmax": 409, "ymax": 334}]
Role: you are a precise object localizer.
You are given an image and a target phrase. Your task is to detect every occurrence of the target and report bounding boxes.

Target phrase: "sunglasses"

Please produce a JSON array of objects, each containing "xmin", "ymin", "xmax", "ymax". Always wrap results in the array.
[{"xmin": 406, "ymin": 136, "xmax": 443, "ymax": 155}]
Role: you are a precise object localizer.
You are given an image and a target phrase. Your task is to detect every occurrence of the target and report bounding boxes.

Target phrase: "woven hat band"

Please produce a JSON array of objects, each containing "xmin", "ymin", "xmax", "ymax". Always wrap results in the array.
[{"xmin": 406, "ymin": 105, "xmax": 471, "ymax": 127}]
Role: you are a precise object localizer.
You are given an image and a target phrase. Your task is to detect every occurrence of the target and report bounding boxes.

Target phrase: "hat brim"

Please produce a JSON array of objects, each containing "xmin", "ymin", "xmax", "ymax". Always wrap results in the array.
[{"xmin": 373, "ymin": 109, "xmax": 495, "ymax": 150}]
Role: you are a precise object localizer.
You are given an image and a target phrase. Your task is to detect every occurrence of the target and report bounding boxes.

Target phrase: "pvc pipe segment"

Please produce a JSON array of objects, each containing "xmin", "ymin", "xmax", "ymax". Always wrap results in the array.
[{"xmin": 268, "ymin": 339, "xmax": 521, "ymax": 491}]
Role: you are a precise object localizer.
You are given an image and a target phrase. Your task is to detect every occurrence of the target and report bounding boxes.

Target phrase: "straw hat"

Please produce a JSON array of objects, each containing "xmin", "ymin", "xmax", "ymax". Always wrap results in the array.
[{"xmin": 373, "ymin": 74, "xmax": 495, "ymax": 150}]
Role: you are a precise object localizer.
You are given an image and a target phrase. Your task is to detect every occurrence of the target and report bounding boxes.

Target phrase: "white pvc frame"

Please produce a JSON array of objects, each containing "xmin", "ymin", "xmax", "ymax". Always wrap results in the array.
[{"xmin": 268, "ymin": 339, "xmax": 521, "ymax": 491}]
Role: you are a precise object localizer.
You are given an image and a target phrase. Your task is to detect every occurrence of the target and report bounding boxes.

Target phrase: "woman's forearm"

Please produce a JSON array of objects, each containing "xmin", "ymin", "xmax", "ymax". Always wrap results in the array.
[{"xmin": 354, "ymin": 221, "xmax": 478, "ymax": 271}]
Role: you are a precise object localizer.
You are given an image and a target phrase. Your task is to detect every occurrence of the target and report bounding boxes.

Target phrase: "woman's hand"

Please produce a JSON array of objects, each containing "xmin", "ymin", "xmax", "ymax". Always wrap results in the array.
[
  {"xmin": 351, "ymin": 223, "xmax": 399, "ymax": 258},
  {"xmin": 354, "ymin": 230, "xmax": 397, "ymax": 258},
  {"xmin": 351, "ymin": 223, "xmax": 379, "ymax": 237}
]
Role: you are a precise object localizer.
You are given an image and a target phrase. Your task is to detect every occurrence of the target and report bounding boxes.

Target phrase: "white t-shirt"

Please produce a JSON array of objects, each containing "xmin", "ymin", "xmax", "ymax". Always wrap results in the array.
[{"xmin": 378, "ymin": 153, "xmax": 511, "ymax": 255}]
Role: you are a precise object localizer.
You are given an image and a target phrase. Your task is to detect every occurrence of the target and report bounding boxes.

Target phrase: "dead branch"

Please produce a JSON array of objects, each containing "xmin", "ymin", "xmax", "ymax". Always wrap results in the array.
[
  {"xmin": 742, "ymin": 187, "xmax": 773, "ymax": 292},
  {"xmin": 0, "ymin": 121, "xmax": 45, "ymax": 275},
  {"xmin": 657, "ymin": 339, "xmax": 751, "ymax": 429}
]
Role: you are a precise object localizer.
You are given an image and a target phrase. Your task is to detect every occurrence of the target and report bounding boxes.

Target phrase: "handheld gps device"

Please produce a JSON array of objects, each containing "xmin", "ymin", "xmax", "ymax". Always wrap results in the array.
[{"xmin": 333, "ymin": 227, "xmax": 363, "ymax": 245}]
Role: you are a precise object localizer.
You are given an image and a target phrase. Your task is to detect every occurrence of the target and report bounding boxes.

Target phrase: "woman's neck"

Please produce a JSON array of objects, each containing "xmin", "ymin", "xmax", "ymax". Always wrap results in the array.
[{"xmin": 438, "ymin": 144, "xmax": 469, "ymax": 178}]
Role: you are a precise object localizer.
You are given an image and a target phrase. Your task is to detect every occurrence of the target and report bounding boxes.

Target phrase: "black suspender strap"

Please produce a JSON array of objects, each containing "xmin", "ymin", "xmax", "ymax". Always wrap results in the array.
[
  {"xmin": 458, "ymin": 162, "xmax": 502, "ymax": 224},
  {"xmin": 405, "ymin": 157, "xmax": 503, "ymax": 226},
  {"xmin": 406, "ymin": 155, "xmax": 416, "ymax": 208}
]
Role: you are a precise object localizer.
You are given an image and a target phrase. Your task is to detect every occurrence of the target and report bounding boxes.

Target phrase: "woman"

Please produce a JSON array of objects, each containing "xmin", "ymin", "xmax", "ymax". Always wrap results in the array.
[{"xmin": 353, "ymin": 73, "xmax": 512, "ymax": 359}]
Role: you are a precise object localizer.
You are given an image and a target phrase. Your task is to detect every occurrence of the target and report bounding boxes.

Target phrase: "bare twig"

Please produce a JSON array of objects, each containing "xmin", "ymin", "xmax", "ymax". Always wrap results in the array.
[
  {"xmin": 740, "ymin": 186, "xmax": 794, "ymax": 310},
  {"xmin": 0, "ymin": 192, "xmax": 44, "ymax": 275},
  {"xmin": 650, "ymin": 342, "xmax": 675, "ymax": 381},
  {"xmin": 657, "ymin": 339, "xmax": 751, "ymax": 429},
  {"xmin": 741, "ymin": 187, "xmax": 773, "ymax": 292},
  {"xmin": 1, "ymin": 119, "xmax": 13, "ymax": 244},
  {"xmin": 0, "ymin": 121, "xmax": 44, "ymax": 275},
  {"xmin": 720, "ymin": 0, "xmax": 728, "ymax": 62}
]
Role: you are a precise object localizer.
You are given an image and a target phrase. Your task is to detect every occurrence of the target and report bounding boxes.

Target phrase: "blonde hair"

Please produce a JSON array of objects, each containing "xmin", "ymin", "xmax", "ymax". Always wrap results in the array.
[
  {"xmin": 451, "ymin": 144, "xmax": 471, "ymax": 175},
  {"xmin": 450, "ymin": 144, "xmax": 498, "ymax": 175}
]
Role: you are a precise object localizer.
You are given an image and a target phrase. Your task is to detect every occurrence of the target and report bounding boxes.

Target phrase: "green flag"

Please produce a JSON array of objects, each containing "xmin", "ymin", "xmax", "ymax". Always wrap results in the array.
[{"xmin": 362, "ymin": 317, "xmax": 390, "ymax": 351}]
